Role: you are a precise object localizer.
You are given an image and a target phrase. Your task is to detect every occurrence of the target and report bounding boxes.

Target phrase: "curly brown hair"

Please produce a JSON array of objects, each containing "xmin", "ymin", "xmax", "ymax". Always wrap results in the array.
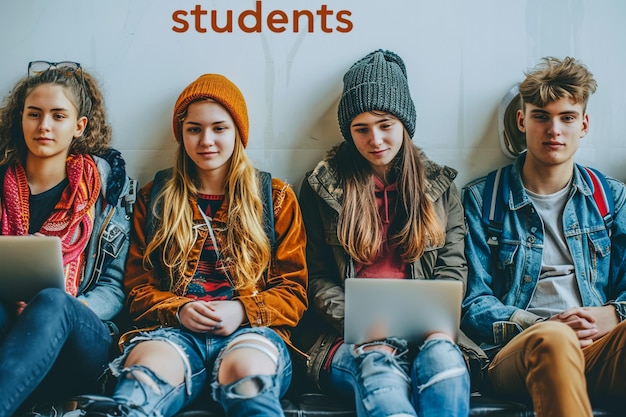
[{"xmin": 0, "ymin": 65, "xmax": 112, "ymax": 166}]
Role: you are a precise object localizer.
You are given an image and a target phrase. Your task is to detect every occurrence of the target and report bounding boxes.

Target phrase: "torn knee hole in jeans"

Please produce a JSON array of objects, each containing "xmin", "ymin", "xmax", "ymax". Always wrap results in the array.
[
  {"xmin": 220, "ymin": 374, "xmax": 276, "ymax": 398},
  {"xmin": 352, "ymin": 339, "xmax": 409, "ymax": 358},
  {"xmin": 232, "ymin": 376, "xmax": 264, "ymax": 396},
  {"xmin": 222, "ymin": 333, "xmax": 280, "ymax": 367},
  {"xmin": 417, "ymin": 366, "xmax": 467, "ymax": 394},
  {"xmin": 112, "ymin": 336, "xmax": 194, "ymax": 396},
  {"xmin": 124, "ymin": 366, "xmax": 164, "ymax": 395}
]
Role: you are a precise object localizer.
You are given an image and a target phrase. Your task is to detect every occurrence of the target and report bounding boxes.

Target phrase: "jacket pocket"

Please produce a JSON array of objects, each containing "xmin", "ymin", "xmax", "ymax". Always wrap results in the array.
[
  {"xmin": 585, "ymin": 231, "xmax": 611, "ymax": 286},
  {"xmin": 492, "ymin": 242, "xmax": 519, "ymax": 298}
]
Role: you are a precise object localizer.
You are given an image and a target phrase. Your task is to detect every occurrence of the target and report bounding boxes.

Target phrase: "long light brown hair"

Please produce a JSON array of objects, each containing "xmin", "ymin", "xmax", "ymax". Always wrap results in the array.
[{"xmin": 333, "ymin": 129, "xmax": 444, "ymax": 264}]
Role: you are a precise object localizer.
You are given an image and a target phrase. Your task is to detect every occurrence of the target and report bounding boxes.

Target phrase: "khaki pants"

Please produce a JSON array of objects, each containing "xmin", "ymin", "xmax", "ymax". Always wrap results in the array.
[{"xmin": 487, "ymin": 320, "xmax": 626, "ymax": 417}]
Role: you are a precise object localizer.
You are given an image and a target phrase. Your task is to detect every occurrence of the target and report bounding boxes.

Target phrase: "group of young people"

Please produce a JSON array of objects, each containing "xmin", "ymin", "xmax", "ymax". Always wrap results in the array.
[{"xmin": 0, "ymin": 49, "xmax": 625, "ymax": 417}]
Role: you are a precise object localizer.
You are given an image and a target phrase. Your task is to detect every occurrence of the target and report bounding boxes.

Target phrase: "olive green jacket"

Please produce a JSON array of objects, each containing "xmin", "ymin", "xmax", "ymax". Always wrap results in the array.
[{"xmin": 294, "ymin": 143, "xmax": 486, "ymax": 390}]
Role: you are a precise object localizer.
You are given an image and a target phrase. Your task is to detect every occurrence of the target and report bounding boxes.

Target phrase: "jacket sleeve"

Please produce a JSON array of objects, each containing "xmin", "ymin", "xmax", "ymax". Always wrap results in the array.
[
  {"xmin": 460, "ymin": 179, "xmax": 538, "ymax": 345},
  {"xmin": 235, "ymin": 179, "xmax": 308, "ymax": 331},
  {"xmin": 299, "ymin": 176, "xmax": 345, "ymax": 333},
  {"xmin": 430, "ymin": 182, "xmax": 468, "ymax": 287},
  {"xmin": 124, "ymin": 183, "xmax": 191, "ymax": 327},
  {"xmin": 607, "ymin": 178, "xmax": 626, "ymax": 304}
]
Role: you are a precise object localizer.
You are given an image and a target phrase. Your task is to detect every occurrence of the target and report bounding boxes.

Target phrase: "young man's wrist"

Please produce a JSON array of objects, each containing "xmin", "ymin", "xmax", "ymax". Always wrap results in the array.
[{"xmin": 606, "ymin": 301, "xmax": 626, "ymax": 322}]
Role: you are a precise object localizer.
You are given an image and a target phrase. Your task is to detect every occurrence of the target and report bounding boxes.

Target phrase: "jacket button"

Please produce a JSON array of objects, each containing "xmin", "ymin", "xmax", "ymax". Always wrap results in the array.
[{"xmin": 523, "ymin": 275, "xmax": 532, "ymax": 283}]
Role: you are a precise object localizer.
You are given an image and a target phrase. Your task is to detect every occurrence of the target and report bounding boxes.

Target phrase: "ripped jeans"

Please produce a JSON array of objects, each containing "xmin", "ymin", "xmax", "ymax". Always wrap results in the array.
[
  {"xmin": 109, "ymin": 326, "xmax": 291, "ymax": 417},
  {"xmin": 329, "ymin": 338, "xmax": 470, "ymax": 417}
]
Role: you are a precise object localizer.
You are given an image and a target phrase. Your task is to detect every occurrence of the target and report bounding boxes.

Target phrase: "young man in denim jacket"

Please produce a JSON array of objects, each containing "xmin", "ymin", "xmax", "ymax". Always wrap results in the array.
[{"xmin": 461, "ymin": 56, "xmax": 626, "ymax": 417}]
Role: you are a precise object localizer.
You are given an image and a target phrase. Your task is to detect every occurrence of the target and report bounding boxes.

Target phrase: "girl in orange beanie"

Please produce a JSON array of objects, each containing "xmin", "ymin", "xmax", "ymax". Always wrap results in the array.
[{"xmin": 89, "ymin": 74, "xmax": 308, "ymax": 417}]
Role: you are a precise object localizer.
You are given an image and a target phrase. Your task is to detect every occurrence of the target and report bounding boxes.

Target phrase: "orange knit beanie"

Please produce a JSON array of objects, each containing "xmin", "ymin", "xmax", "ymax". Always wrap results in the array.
[{"xmin": 172, "ymin": 74, "xmax": 249, "ymax": 147}]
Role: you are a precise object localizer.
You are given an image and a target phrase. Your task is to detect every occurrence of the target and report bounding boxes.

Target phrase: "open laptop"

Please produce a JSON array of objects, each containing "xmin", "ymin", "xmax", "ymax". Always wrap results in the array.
[
  {"xmin": 0, "ymin": 235, "xmax": 65, "ymax": 303},
  {"xmin": 344, "ymin": 278, "xmax": 463, "ymax": 344}
]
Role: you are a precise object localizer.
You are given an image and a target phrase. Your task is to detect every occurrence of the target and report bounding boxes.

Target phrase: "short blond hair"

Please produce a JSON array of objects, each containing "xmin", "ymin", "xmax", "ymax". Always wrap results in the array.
[{"xmin": 519, "ymin": 56, "xmax": 597, "ymax": 111}]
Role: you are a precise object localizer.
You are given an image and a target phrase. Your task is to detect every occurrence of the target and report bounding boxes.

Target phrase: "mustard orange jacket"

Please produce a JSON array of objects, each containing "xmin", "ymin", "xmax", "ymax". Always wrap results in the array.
[{"xmin": 121, "ymin": 175, "xmax": 308, "ymax": 349}]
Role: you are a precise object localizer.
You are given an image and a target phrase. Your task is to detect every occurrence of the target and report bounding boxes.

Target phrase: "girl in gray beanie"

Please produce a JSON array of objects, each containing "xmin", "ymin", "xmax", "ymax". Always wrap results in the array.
[{"xmin": 295, "ymin": 49, "xmax": 472, "ymax": 417}]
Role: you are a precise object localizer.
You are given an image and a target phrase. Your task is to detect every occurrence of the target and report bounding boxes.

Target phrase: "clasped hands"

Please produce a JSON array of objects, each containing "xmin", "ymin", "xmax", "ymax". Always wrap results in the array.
[
  {"xmin": 178, "ymin": 299, "xmax": 246, "ymax": 336},
  {"xmin": 548, "ymin": 305, "xmax": 619, "ymax": 348}
]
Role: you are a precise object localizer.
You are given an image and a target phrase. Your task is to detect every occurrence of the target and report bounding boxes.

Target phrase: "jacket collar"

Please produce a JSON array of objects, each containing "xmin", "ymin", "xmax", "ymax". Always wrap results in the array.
[
  {"xmin": 92, "ymin": 148, "xmax": 128, "ymax": 205},
  {"xmin": 509, "ymin": 153, "xmax": 597, "ymax": 211},
  {"xmin": 307, "ymin": 142, "xmax": 458, "ymax": 211}
]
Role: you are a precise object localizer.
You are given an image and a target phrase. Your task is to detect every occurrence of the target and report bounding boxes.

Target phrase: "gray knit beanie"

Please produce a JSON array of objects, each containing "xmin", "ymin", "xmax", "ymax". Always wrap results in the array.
[{"xmin": 338, "ymin": 49, "xmax": 416, "ymax": 142}]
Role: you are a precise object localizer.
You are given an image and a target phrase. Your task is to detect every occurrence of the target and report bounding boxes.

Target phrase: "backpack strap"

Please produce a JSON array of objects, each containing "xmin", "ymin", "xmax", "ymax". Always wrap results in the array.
[
  {"xmin": 146, "ymin": 168, "xmax": 173, "ymax": 245},
  {"xmin": 145, "ymin": 168, "xmax": 275, "ymax": 249},
  {"xmin": 257, "ymin": 170, "xmax": 276, "ymax": 250},
  {"xmin": 481, "ymin": 165, "xmax": 512, "ymax": 247},
  {"xmin": 481, "ymin": 164, "xmax": 615, "ymax": 249},
  {"xmin": 582, "ymin": 166, "xmax": 614, "ymax": 231}
]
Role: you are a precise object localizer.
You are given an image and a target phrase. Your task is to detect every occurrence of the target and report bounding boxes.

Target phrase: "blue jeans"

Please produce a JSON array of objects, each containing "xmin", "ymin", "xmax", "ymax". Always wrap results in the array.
[
  {"xmin": 329, "ymin": 338, "xmax": 470, "ymax": 417},
  {"xmin": 0, "ymin": 288, "xmax": 112, "ymax": 417},
  {"xmin": 110, "ymin": 326, "xmax": 291, "ymax": 417}
]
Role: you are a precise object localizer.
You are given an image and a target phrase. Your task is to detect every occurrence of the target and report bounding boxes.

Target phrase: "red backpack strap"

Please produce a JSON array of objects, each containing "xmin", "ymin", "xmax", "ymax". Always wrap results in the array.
[{"xmin": 583, "ymin": 166, "xmax": 614, "ymax": 228}]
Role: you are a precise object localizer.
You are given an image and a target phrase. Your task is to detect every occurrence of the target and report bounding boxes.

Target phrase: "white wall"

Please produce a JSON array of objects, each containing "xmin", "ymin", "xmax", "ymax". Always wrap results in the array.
[{"xmin": 1, "ymin": 0, "xmax": 625, "ymax": 191}]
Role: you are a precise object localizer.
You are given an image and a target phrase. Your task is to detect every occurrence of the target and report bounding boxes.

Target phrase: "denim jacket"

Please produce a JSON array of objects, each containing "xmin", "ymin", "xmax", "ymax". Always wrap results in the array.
[
  {"xmin": 0, "ymin": 150, "xmax": 134, "ymax": 321},
  {"xmin": 76, "ymin": 151, "xmax": 135, "ymax": 321},
  {"xmin": 294, "ymin": 143, "xmax": 485, "ymax": 389},
  {"xmin": 461, "ymin": 154, "xmax": 626, "ymax": 351}
]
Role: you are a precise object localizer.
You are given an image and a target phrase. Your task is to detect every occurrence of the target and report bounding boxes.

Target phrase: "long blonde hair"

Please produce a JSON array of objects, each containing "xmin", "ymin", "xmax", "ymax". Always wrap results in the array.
[
  {"xmin": 144, "ymin": 129, "xmax": 271, "ymax": 292},
  {"xmin": 334, "ymin": 130, "xmax": 444, "ymax": 264}
]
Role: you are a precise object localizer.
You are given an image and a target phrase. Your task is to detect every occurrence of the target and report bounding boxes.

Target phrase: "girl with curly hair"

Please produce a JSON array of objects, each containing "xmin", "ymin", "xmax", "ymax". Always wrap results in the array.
[{"xmin": 0, "ymin": 61, "xmax": 134, "ymax": 416}]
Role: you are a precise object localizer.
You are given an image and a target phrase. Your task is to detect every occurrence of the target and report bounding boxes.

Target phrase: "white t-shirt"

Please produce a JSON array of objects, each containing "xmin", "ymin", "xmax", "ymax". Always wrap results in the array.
[{"xmin": 526, "ymin": 183, "xmax": 583, "ymax": 318}]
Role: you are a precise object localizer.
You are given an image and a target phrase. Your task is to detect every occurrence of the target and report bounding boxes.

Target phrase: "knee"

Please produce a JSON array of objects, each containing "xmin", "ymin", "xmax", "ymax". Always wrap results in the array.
[
  {"xmin": 30, "ymin": 287, "xmax": 71, "ymax": 307},
  {"xmin": 525, "ymin": 321, "xmax": 579, "ymax": 354},
  {"xmin": 516, "ymin": 321, "xmax": 586, "ymax": 372},
  {"xmin": 216, "ymin": 332, "xmax": 286, "ymax": 398},
  {"xmin": 415, "ymin": 338, "xmax": 465, "ymax": 371},
  {"xmin": 217, "ymin": 342, "xmax": 278, "ymax": 385},
  {"xmin": 414, "ymin": 339, "xmax": 468, "ymax": 390},
  {"xmin": 24, "ymin": 288, "xmax": 73, "ymax": 316},
  {"xmin": 223, "ymin": 375, "xmax": 273, "ymax": 397},
  {"xmin": 123, "ymin": 341, "xmax": 186, "ymax": 386}
]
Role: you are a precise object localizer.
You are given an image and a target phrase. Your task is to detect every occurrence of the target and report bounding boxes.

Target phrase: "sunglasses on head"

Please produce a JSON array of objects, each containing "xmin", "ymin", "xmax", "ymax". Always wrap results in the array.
[{"xmin": 27, "ymin": 61, "xmax": 85, "ymax": 89}]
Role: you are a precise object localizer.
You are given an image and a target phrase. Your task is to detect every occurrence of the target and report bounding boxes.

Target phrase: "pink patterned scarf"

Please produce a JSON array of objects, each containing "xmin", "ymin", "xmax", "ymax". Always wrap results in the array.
[{"xmin": 0, "ymin": 154, "xmax": 101, "ymax": 296}]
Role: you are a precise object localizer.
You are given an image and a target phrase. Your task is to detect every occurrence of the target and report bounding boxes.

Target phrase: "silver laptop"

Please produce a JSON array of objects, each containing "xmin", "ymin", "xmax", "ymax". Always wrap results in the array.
[
  {"xmin": 0, "ymin": 235, "xmax": 65, "ymax": 302},
  {"xmin": 344, "ymin": 278, "xmax": 463, "ymax": 344}
]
